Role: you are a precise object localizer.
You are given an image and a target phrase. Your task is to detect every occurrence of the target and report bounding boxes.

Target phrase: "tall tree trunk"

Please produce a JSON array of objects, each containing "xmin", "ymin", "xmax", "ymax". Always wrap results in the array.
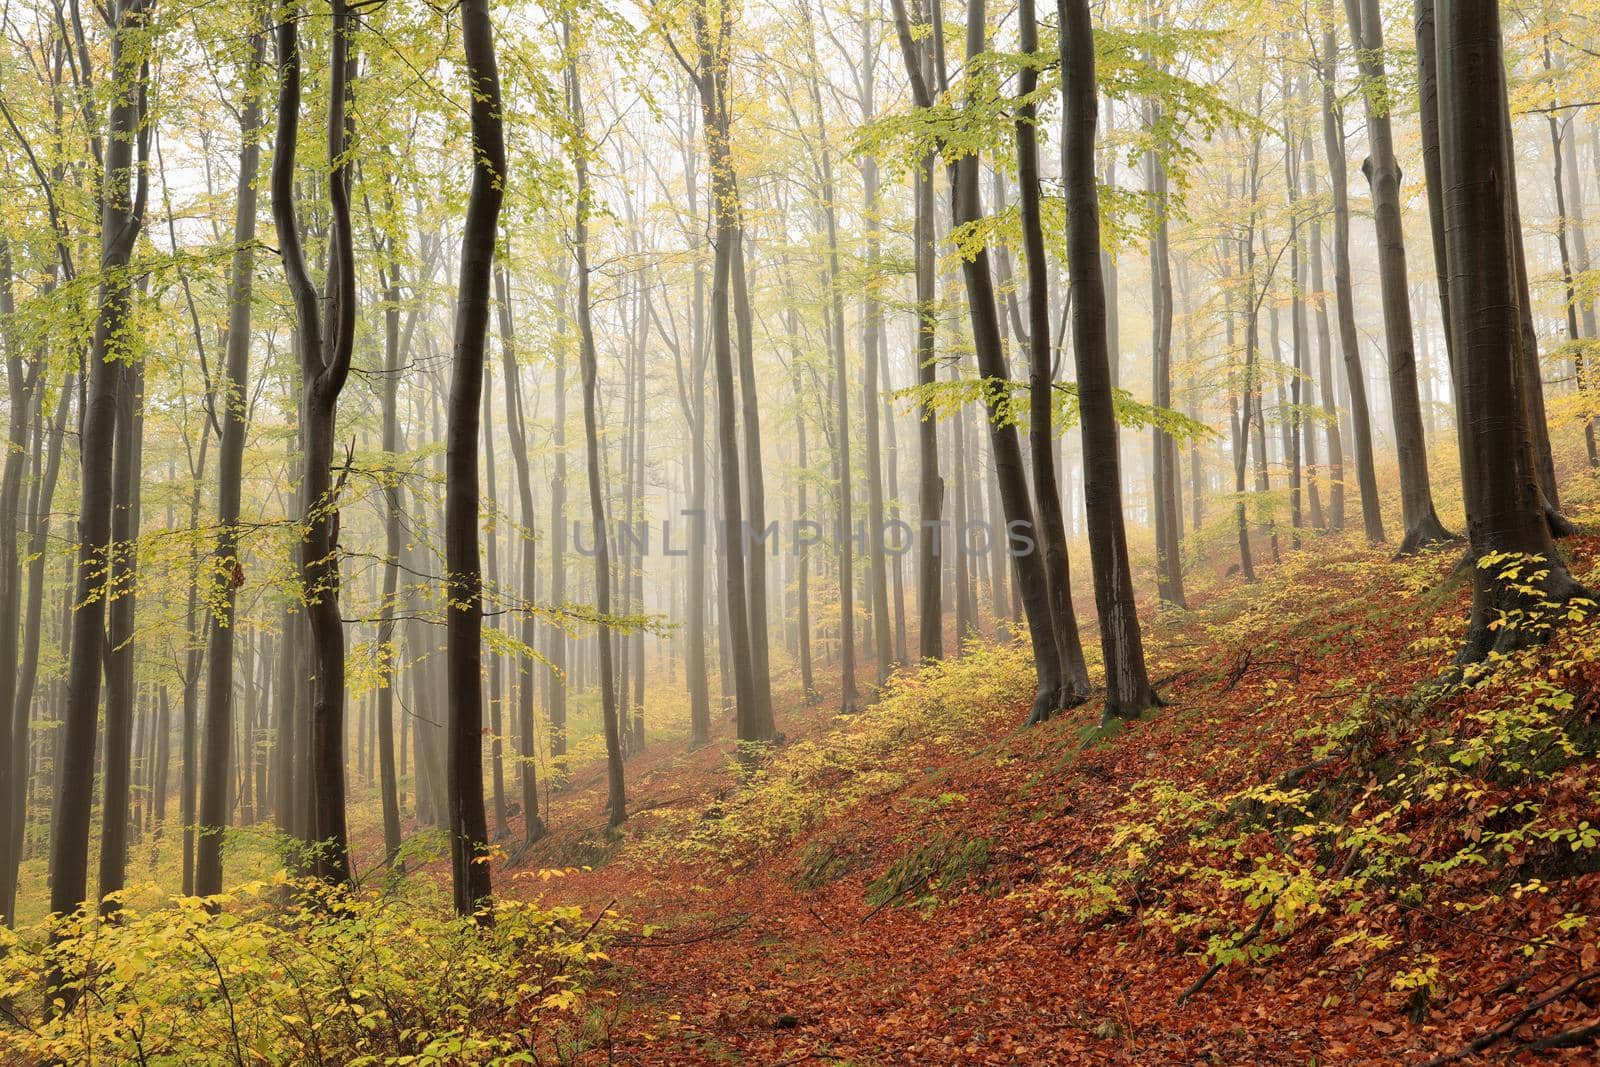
[
  {"xmin": 1344, "ymin": 0, "xmax": 1452, "ymax": 552},
  {"xmin": 373, "ymin": 251, "xmax": 404, "ymax": 865},
  {"xmin": 495, "ymin": 268, "xmax": 545, "ymax": 838},
  {"xmin": 879, "ymin": 322, "xmax": 909, "ymax": 665},
  {"xmin": 481, "ymin": 363, "xmax": 507, "ymax": 837},
  {"xmin": 1318, "ymin": 4, "xmax": 1385, "ymax": 543},
  {"xmin": 274, "ymin": 0, "xmax": 358, "ymax": 884},
  {"xmin": 196, "ymin": 21, "xmax": 266, "ymax": 898},
  {"xmin": 730, "ymin": 221, "xmax": 775, "ymax": 732},
  {"xmin": 1303, "ymin": 131, "xmax": 1345, "ymax": 531},
  {"xmin": 688, "ymin": 3, "xmax": 761, "ymax": 743},
  {"xmin": 858, "ymin": 22, "xmax": 892, "ymax": 686},
  {"xmin": 1018, "ymin": 0, "xmax": 1094, "ymax": 686},
  {"xmin": 1060, "ymin": 0, "xmax": 1159, "ymax": 721},
  {"xmin": 800, "ymin": 10, "xmax": 859, "ymax": 712},
  {"xmin": 913, "ymin": 152, "xmax": 943, "ymax": 663},
  {"xmin": 1144, "ymin": 71, "xmax": 1187, "ymax": 607},
  {"xmin": 444, "ymin": 0, "xmax": 503, "ymax": 918},
  {"xmin": 886, "ymin": 0, "xmax": 943, "ymax": 663},
  {"xmin": 889, "ymin": 2, "xmax": 934, "ymax": 668},
  {"xmin": 51, "ymin": 0, "xmax": 152, "ymax": 926},
  {"xmin": 1434, "ymin": 0, "xmax": 1588, "ymax": 662},
  {"xmin": 5, "ymin": 370, "xmax": 70, "ymax": 923},
  {"xmin": 567, "ymin": 18, "xmax": 626, "ymax": 826},
  {"xmin": 789, "ymin": 310, "xmax": 818, "ymax": 702},
  {"xmin": 943, "ymin": 0, "xmax": 1067, "ymax": 725},
  {"xmin": 681, "ymin": 207, "xmax": 712, "ymax": 744},
  {"xmin": 0, "ymin": 248, "xmax": 39, "ymax": 925}
]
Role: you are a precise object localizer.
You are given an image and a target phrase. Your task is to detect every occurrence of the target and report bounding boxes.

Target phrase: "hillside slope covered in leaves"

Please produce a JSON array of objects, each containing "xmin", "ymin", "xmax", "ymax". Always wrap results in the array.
[{"xmin": 515, "ymin": 529, "xmax": 1600, "ymax": 1064}]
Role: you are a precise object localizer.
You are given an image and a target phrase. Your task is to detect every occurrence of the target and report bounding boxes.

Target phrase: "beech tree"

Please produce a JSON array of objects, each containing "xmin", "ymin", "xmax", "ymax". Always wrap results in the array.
[
  {"xmin": 1059, "ymin": 0, "xmax": 1159, "ymax": 720},
  {"xmin": 272, "ymin": 0, "xmax": 359, "ymax": 884},
  {"xmin": 1434, "ymin": 0, "xmax": 1590, "ymax": 662}
]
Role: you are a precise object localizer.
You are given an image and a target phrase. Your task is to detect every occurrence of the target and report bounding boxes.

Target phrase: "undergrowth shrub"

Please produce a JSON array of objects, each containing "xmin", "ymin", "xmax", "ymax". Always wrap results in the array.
[
  {"xmin": 0, "ymin": 873, "xmax": 612, "ymax": 1065},
  {"xmin": 865, "ymin": 831, "xmax": 993, "ymax": 912},
  {"xmin": 668, "ymin": 641, "xmax": 1033, "ymax": 865},
  {"xmin": 1019, "ymin": 550, "xmax": 1600, "ymax": 1013}
]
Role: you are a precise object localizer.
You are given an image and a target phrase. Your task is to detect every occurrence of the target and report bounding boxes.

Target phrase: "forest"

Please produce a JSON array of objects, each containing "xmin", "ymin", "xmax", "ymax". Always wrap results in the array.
[{"xmin": 2, "ymin": 0, "xmax": 1600, "ymax": 1060}]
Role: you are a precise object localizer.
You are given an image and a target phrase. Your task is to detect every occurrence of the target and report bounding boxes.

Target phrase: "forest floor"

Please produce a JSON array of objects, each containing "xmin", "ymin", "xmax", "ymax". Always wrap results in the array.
[{"xmin": 496, "ymin": 527, "xmax": 1600, "ymax": 1065}]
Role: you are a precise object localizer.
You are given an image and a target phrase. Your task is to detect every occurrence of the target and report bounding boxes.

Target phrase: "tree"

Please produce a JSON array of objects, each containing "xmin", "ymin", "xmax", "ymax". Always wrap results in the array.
[
  {"xmin": 195, "ymin": 17, "xmax": 266, "ymax": 899},
  {"xmin": 443, "ymin": 0, "xmax": 504, "ymax": 919},
  {"xmin": 1059, "ymin": 0, "xmax": 1159, "ymax": 720},
  {"xmin": 50, "ymin": 0, "xmax": 154, "ymax": 925},
  {"xmin": 1343, "ymin": 0, "xmax": 1452, "ymax": 553},
  {"xmin": 567, "ymin": 15, "xmax": 627, "ymax": 827},
  {"xmin": 1146, "ymin": 71, "xmax": 1186, "ymax": 607},
  {"xmin": 0, "ymin": 247, "xmax": 41, "ymax": 926},
  {"xmin": 1017, "ymin": 0, "xmax": 1095, "ymax": 683},
  {"xmin": 799, "ymin": 1, "xmax": 859, "ymax": 713},
  {"xmin": 676, "ymin": 0, "xmax": 764, "ymax": 743},
  {"xmin": 1433, "ymin": 0, "xmax": 1589, "ymax": 663},
  {"xmin": 495, "ymin": 265, "xmax": 546, "ymax": 839},
  {"xmin": 272, "ymin": 0, "xmax": 359, "ymax": 885},
  {"xmin": 1315, "ymin": 4, "xmax": 1384, "ymax": 544}
]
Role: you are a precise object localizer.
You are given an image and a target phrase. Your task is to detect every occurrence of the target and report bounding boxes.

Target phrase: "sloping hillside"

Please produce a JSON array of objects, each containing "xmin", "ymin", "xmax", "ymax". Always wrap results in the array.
[{"xmin": 517, "ymin": 532, "xmax": 1600, "ymax": 1064}]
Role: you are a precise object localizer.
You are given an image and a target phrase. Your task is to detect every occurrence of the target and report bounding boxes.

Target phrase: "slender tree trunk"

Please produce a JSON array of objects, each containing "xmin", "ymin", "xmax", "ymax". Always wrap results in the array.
[
  {"xmin": 1345, "ymin": 0, "xmax": 1451, "ymax": 552},
  {"xmin": 788, "ymin": 312, "xmax": 818, "ymax": 702},
  {"xmin": 730, "ymin": 218, "xmax": 775, "ymax": 732},
  {"xmin": 689, "ymin": 3, "xmax": 760, "ymax": 744},
  {"xmin": 1144, "ymin": 75, "xmax": 1187, "ymax": 607},
  {"xmin": 51, "ymin": 0, "xmax": 152, "ymax": 927},
  {"xmin": 800, "ymin": 13, "xmax": 859, "ymax": 711},
  {"xmin": 495, "ymin": 269, "xmax": 545, "ymax": 837},
  {"xmin": 683, "ymin": 253, "xmax": 712, "ymax": 744},
  {"xmin": 5, "ymin": 371, "xmax": 69, "ymax": 923},
  {"xmin": 858, "ymin": 35, "xmax": 892, "ymax": 686},
  {"xmin": 567, "ymin": 19, "xmax": 626, "ymax": 825},
  {"xmin": 1060, "ymin": 0, "xmax": 1159, "ymax": 721},
  {"xmin": 373, "ymin": 254, "xmax": 404, "ymax": 864},
  {"xmin": 196, "ymin": 22, "xmax": 266, "ymax": 898},
  {"xmin": 879, "ymin": 327, "xmax": 909, "ymax": 665},
  {"xmin": 443, "ymin": 0, "xmax": 503, "ymax": 918},
  {"xmin": 1318, "ymin": 5, "xmax": 1385, "ymax": 543},
  {"xmin": 275, "ymin": 0, "xmax": 357, "ymax": 884},
  {"xmin": 0, "ymin": 249, "xmax": 38, "ymax": 925},
  {"xmin": 914, "ymin": 154, "xmax": 942, "ymax": 662},
  {"xmin": 1303, "ymin": 134, "xmax": 1345, "ymax": 531},
  {"xmin": 886, "ymin": 1, "xmax": 943, "ymax": 663},
  {"xmin": 481, "ymin": 363, "xmax": 508, "ymax": 837},
  {"xmin": 1018, "ymin": 0, "xmax": 1094, "ymax": 688}
]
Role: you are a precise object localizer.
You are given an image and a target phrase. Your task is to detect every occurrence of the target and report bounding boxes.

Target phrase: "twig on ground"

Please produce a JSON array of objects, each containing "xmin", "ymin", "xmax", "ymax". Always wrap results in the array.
[
  {"xmin": 1176, "ymin": 892, "xmax": 1282, "ymax": 1006},
  {"xmin": 1419, "ymin": 968, "xmax": 1600, "ymax": 1066},
  {"xmin": 612, "ymin": 912, "xmax": 751, "ymax": 948}
]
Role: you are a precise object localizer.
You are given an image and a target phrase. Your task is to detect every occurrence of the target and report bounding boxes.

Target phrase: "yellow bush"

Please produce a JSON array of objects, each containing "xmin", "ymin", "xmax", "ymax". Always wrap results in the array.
[{"xmin": 0, "ymin": 874, "xmax": 610, "ymax": 1065}]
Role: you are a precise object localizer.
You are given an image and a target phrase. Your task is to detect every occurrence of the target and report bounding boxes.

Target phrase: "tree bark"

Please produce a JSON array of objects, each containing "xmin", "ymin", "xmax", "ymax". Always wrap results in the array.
[
  {"xmin": 444, "ymin": 0, "xmax": 503, "ymax": 918},
  {"xmin": 0, "ymin": 247, "xmax": 39, "ymax": 925},
  {"xmin": 1060, "ymin": 0, "xmax": 1159, "ymax": 721},
  {"xmin": 273, "ymin": 0, "xmax": 358, "ymax": 884},
  {"xmin": 1145, "ymin": 71, "xmax": 1187, "ymax": 607},
  {"xmin": 687, "ymin": 2, "xmax": 761, "ymax": 743},
  {"xmin": 50, "ymin": 0, "xmax": 152, "ymax": 927},
  {"xmin": 1344, "ymin": 0, "xmax": 1452, "ymax": 553},
  {"xmin": 1434, "ymin": 0, "xmax": 1588, "ymax": 662},
  {"xmin": 195, "ymin": 20, "xmax": 266, "ymax": 898},
  {"xmin": 567, "ymin": 18, "xmax": 627, "ymax": 826},
  {"xmin": 1318, "ymin": 4, "xmax": 1385, "ymax": 543},
  {"xmin": 886, "ymin": 0, "xmax": 942, "ymax": 664},
  {"xmin": 858, "ymin": 13, "xmax": 893, "ymax": 685}
]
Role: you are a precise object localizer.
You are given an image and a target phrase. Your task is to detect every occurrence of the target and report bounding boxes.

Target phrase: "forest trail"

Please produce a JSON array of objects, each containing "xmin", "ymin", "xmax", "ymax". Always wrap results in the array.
[{"xmin": 499, "ymin": 530, "xmax": 1600, "ymax": 1064}]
